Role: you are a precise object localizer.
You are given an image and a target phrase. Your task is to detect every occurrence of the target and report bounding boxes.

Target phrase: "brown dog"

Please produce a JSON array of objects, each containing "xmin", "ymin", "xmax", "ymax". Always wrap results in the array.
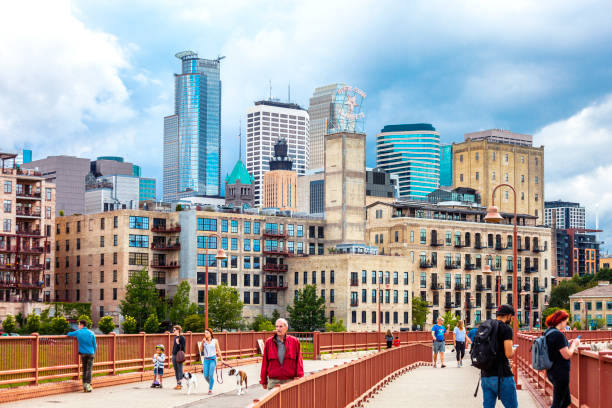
[{"xmin": 228, "ymin": 368, "xmax": 247, "ymax": 395}]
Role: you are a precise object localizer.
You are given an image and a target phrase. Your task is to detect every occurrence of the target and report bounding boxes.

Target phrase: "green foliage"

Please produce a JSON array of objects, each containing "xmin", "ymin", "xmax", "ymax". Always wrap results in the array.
[
  {"xmin": 208, "ymin": 283, "xmax": 244, "ymax": 330},
  {"xmin": 250, "ymin": 315, "xmax": 275, "ymax": 331},
  {"xmin": 542, "ymin": 307, "xmax": 565, "ymax": 324},
  {"xmin": 571, "ymin": 321, "xmax": 582, "ymax": 330},
  {"xmin": 77, "ymin": 314, "xmax": 92, "ymax": 329},
  {"xmin": 59, "ymin": 210, "xmax": 65, "ymax": 216},
  {"xmin": 144, "ymin": 314, "xmax": 160, "ymax": 333},
  {"xmin": 324, "ymin": 316, "xmax": 347, "ymax": 332},
  {"xmin": 412, "ymin": 297, "xmax": 429, "ymax": 329},
  {"xmin": 52, "ymin": 302, "xmax": 92, "ymax": 320},
  {"xmin": 549, "ymin": 280, "xmax": 582, "ymax": 310},
  {"xmin": 184, "ymin": 314, "xmax": 206, "ymax": 333},
  {"xmin": 15, "ymin": 313, "xmax": 25, "ymax": 327},
  {"xmin": 169, "ymin": 281, "xmax": 198, "ymax": 326},
  {"xmin": 287, "ymin": 285, "xmax": 326, "ymax": 331},
  {"xmin": 271, "ymin": 309, "xmax": 281, "ymax": 323},
  {"xmin": 441, "ymin": 311, "xmax": 459, "ymax": 331},
  {"xmin": 98, "ymin": 316, "xmax": 116, "ymax": 334},
  {"xmin": 122, "ymin": 316, "xmax": 138, "ymax": 334},
  {"xmin": 25, "ymin": 314, "xmax": 41, "ymax": 333},
  {"xmin": 49, "ymin": 316, "xmax": 70, "ymax": 334},
  {"xmin": 593, "ymin": 318, "xmax": 605, "ymax": 329},
  {"xmin": 2, "ymin": 314, "xmax": 16, "ymax": 333},
  {"xmin": 120, "ymin": 269, "xmax": 160, "ymax": 331},
  {"xmin": 175, "ymin": 204, "xmax": 183, "ymax": 211}
]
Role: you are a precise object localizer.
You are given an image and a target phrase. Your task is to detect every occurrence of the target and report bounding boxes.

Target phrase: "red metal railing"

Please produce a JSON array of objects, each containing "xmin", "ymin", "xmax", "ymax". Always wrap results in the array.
[
  {"xmin": 516, "ymin": 330, "xmax": 612, "ymax": 408},
  {"xmin": 249, "ymin": 342, "xmax": 432, "ymax": 408}
]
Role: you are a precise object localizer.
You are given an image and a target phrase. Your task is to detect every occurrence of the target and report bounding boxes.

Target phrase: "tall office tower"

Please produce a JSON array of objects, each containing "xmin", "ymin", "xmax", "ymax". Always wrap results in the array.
[
  {"xmin": 307, "ymin": 83, "xmax": 346, "ymax": 170},
  {"xmin": 440, "ymin": 144, "xmax": 453, "ymax": 187},
  {"xmin": 544, "ymin": 201, "xmax": 586, "ymax": 229},
  {"xmin": 246, "ymin": 100, "xmax": 309, "ymax": 205},
  {"xmin": 376, "ymin": 124, "xmax": 441, "ymax": 200},
  {"xmin": 453, "ymin": 129, "xmax": 544, "ymax": 223},
  {"xmin": 164, "ymin": 51, "xmax": 222, "ymax": 202}
]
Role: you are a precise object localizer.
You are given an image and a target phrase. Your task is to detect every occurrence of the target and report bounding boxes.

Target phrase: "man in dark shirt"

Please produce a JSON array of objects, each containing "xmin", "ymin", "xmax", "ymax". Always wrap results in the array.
[{"xmin": 481, "ymin": 305, "xmax": 518, "ymax": 408}]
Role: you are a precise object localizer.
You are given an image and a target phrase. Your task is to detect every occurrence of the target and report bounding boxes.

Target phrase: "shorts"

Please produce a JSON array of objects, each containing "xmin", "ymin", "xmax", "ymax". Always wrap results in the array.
[
  {"xmin": 433, "ymin": 340, "xmax": 445, "ymax": 353},
  {"xmin": 154, "ymin": 367, "xmax": 164, "ymax": 376}
]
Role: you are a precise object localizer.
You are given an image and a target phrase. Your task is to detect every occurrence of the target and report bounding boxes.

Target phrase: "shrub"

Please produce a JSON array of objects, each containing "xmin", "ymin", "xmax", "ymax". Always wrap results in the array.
[
  {"xmin": 122, "ymin": 316, "xmax": 137, "ymax": 334},
  {"xmin": 184, "ymin": 314, "xmax": 205, "ymax": 333},
  {"xmin": 98, "ymin": 316, "xmax": 116, "ymax": 334},
  {"xmin": 144, "ymin": 313, "xmax": 160, "ymax": 334},
  {"xmin": 2, "ymin": 314, "xmax": 16, "ymax": 333},
  {"xmin": 25, "ymin": 314, "xmax": 41, "ymax": 334},
  {"xmin": 50, "ymin": 316, "xmax": 70, "ymax": 334},
  {"xmin": 77, "ymin": 314, "xmax": 93, "ymax": 329}
]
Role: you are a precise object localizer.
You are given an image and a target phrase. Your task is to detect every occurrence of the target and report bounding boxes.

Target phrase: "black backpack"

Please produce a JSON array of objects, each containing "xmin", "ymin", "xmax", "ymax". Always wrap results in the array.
[{"xmin": 470, "ymin": 319, "xmax": 499, "ymax": 370}]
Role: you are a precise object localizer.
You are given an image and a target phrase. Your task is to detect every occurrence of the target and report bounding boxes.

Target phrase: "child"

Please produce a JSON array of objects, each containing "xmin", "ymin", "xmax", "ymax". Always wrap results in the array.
[{"xmin": 151, "ymin": 344, "xmax": 166, "ymax": 388}]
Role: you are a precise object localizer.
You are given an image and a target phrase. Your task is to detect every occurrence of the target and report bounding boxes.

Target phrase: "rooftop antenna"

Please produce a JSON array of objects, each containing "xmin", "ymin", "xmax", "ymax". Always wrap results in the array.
[
  {"xmin": 216, "ymin": 55, "xmax": 226, "ymax": 63},
  {"xmin": 288, "ymin": 81, "xmax": 291, "ymax": 103},
  {"xmin": 269, "ymin": 80, "xmax": 272, "ymax": 100}
]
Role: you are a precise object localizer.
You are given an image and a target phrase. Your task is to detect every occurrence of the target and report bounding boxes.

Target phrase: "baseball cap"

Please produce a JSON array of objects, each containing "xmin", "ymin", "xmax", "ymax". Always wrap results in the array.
[{"xmin": 496, "ymin": 304, "xmax": 515, "ymax": 316}]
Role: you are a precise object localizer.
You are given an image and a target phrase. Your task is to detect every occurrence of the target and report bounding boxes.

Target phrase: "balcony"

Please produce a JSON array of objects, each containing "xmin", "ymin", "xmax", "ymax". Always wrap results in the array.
[
  {"xmin": 475, "ymin": 284, "xmax": 486, "ymax": 292},
  {"xmin": 532, "ymin": 246, "xmax": 546, "ymax": 253},
  {"xmin": 151, "ymin": 225, "xmax": 181, "ymax": 233},
  {"xmin": 263, "ymin": 263, "xmax": 288, "ymax": 273},
  {"xmin": 263, "ymin": 229, "xmax": 287, "ymax": 238},
  {"xmin": 430, "ymin": 283, "xmax": 443, "ymax": 290},
  {"xmin": 525, "ymin": 266, "xmax": 539, "ymax": 274},
  {"xmin": 495, "ymin": 243, "xmax": 507, "ymax": 251},
  {"xmin": 151, "ymin": 243, "xmax": 181, "ymax": 251},
  {"xmin": 454, "ymin": 240, "xmax": 467, "ymax": 248},
  {"xmin": 454, "ymin": 284, "xmax": 465, "ymax": 291},
  {"xmin": 0, "ymin": 280, "xmax": 44, "ymax": 289},
  {"xmin": 474, "ymin": 242, "xmax": 486, "ymax": 249},
  {"xmin": 263, "ymin": 282, "xmax": 288, "ymax": 291},
  {"xmin": 523, "ymin": 284, "xmax": 531, "ymax": 292},
  {"xmin": 20, "ymin": 246, "xmax": 45, "ymax": 254},
  {"xmin": 16, "ymin": 192, "xmax": 42, "ymax": 200},
  {"xmin": 444, "ymin": 301, "xmax": 456, "ymax": 309},
  {"xmin": 486, "ymin": 303, "xmax": 497, "ymax": 310},
  {"xmin": 534, "ymin": 286, "xmax": 545, "ymax": 293},
  {"xmin": 419, "ymin": 261, "xmax": 434, "ymax": 269},
  {"xmin": 263, "ymin": 248, "xmax": 293, "ymax": 256},
  {"xmin": 517, "ymin": 246, "xmax": 529, "ymax": 252},
  {"xmin": 16, "ymin": 228, "xmax": 42, "ymax": 237},
  {"xmin": 350, "ymin": 299, "xmax": 359, "ymax": 307},
  {"xmin": 150, "ymin": 262, "xmax": 180, "ymax": 269},
  {"xmin": 15, "ymin": 208, "xmax": 41, "ymax": 218},
  {"xmin": 0, "ymin": 263, "xmax": 16, "ymax": 270},
  {"xmin": 350, "ymin": 279, "xmax": 359, "ymax": 287},
  {"xmin": 444, "ymin": 262, "xmax": 460, "ymax": 270},
  {"xmin": 19, "ymin": 263, "xmax": 44, "ymax": 271},
  {"xmin": 465, "ymin": 263, "xmax": 477, "ymax": 271}
]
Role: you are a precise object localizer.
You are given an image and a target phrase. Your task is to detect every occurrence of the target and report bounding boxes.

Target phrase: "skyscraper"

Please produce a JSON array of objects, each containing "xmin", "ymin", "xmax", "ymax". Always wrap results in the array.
[
  {"xmin": 307, "ymin": 83, "xmax": 345, "ymax": 170},
  {"xmin": 376, "ymin": 124, "xmax": 441, "ymax": 199},
  {"xmin": 545, "ymin": 201, "xmax": 586, "ymax": 229},
  {"xmin": 164, "ymin": 51, "xmax": 222, "ymax": 202},
  {"xmin": 246, "ymin": 100, "xmax": 309, "ymax": 205}
]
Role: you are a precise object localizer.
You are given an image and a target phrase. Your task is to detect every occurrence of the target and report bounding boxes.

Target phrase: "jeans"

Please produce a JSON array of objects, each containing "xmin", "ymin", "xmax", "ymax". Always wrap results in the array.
[
  {"xmin": 547, "ymin": 370, "xmax": 571, "ymax": 408},
  {"xmin": 456, "ymin": 341, "xmax": 465, "ymax": 361},
  {"xmin": 203, "ymin": 358, "xmax": 217, "ymax": 390},
  {"xmin": 172, "ymin": 354, "xmax": 184, "ymax": 384},
  {"xmin": 80, "ymin": 354, "xmax": 94, "ymax": 386},
  {"xmin": 481, "ymin": 376, "xmax": 518, "ymax": 408}
]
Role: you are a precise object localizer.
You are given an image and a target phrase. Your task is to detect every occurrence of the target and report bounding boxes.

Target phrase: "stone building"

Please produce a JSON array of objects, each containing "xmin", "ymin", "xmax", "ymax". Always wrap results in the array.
[
  {"xmin": 569, "ymin": 282, "xmax": 612, "ymax": 329},
  {"xmin": 263, "ymin": 139, "xmax": 297, "ymax": 211},
  {"xmin": 224, "ymin": 159, "xmax": 255, "ymax": 210}
]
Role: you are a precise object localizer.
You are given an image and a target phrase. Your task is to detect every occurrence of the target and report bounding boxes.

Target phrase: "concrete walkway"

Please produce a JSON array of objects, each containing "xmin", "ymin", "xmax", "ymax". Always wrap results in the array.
[
  {"xmin": 4, "ymin": 358, "xmax": 355, "ymax": 408},
  {"xmin": 362, "ymin": 351, "xmax": 538, "ymax": 408}
]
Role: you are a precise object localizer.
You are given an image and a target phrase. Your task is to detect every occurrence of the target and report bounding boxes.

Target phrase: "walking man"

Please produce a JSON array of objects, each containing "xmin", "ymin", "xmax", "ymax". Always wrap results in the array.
[
  {"xmin": 432, "ymin": 317, "xmax": 447, "ymax": 368},
  {"xmin": 68, "ymin": 319, "xmax": 97, "ymax": 392},
  {"xmin": 260, "ymin": 318, "xmax": 304, "ymax": 389}
]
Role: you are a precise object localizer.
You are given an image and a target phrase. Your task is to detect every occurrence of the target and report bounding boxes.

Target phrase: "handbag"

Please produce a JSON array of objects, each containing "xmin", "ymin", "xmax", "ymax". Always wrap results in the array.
[{"xmin": 176, "ymin": 350, "xmax": 186, "ymax": 363}]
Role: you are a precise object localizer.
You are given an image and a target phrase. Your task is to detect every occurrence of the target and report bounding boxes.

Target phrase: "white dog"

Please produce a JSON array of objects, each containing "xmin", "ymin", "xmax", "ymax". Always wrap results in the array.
[
  {"xmin": 228, "ymin": 368, "xmax": 248, "ymax": 395},
  {"xmin": 182, "ymin": 372, "xmax": 198, "ymax": 395}
]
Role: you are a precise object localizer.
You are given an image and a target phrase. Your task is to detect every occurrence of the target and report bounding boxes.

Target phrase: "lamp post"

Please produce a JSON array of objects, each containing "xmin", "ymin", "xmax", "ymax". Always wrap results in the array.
[
  {"xmin": 204, "ymin": 235, "xmax": 227, "ymax": 330},
  {"xmin": 485, "ymin": 183, "xmax": 518, "ymax": 386}
]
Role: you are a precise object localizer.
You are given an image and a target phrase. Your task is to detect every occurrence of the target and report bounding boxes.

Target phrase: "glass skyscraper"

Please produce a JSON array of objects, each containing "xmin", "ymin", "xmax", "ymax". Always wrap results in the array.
[
  {"xmin": 440, "ymin": 144, "xmax": 453, "ymax": 187},
  {"xmin": 164, "ymin": 51, "xmax": 222, "ymax": 201},
  {"xmin": 307, "ymin": 83, "xmax": 345, "ymax": 170},
  {"xmin": 376, "ymin": 124, "xmax": 440, "ymax": 199}
]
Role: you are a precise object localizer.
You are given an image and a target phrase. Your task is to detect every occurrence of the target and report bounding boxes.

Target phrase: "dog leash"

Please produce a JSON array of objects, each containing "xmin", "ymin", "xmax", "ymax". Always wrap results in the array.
[{"xmin": 215, "ymin": 361, "xmax": 232, "ymax": 384}]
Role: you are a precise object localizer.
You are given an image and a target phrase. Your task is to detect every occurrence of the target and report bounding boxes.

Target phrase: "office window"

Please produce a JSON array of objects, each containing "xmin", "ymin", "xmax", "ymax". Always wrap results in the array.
[
  {"xmin": 231, "ymin": 220, "xmax": 238, "ymax": 233},
  {"xmin": 244, "ymin": 239, "xmax": 251, "ymax": 251},
  {"xmin": 297, "ymin": 225, "xmax": 303, "ymax": 237},
  {"xmin": 129, "ymin": 216, "xmax": 149, "ymax": 229},
  {"xmin": 197, "ymin": 218, "xmax": 217, "ymax": 231},
  {"xmin": 254, "ymin": 222, "xmax": 260, "ymax": 234},
  {"xmin": 244, "ymin": 221, "xmax": 251, "ymax": 234},
  {"xmin": 231, "ymin": 238, "xmax": 238, "ymax": 250},
  {"xmin": 129, "ymin": 234, "xmax": 148, "ymax": 248},
  {"xmin": 221, "ymin": 219, "xmax": 228, "ymax": 232}
]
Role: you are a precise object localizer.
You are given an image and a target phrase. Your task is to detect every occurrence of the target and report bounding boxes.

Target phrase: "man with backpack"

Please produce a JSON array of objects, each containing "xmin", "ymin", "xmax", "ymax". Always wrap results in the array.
[{"xmin": 471, "ymin": 305, "xmax": 518, "ymax": 408}]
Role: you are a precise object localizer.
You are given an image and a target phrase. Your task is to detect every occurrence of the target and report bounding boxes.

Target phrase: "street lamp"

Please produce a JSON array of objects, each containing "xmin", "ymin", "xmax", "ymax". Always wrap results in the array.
[
  {"xmin": 484, "ymin": 184, "xmax": 518, "ymax": 386},
  {"xmin": 204, "ymin": 235, "xmax": 227, "ymax": 330}
]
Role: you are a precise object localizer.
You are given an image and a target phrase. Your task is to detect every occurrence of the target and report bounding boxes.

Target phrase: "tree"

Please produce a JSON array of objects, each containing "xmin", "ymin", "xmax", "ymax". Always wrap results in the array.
[
  {"xmin": 441, "ymin": 311, "xmax": 459, "ymax": 331},
  {"xmin": 325, "ymin": 316, "xmax": 347, "ymax": 332},
  {"xmin": 184, "ymin": 314, "xmax": 206, "ymax": 333},
  {"xmin": 59, "ymin": 210, "xmax": 65, "ymax": 216},
  {"xmin": 542, "ymin": 307, "xmax": 565, "ymax": 323},
  {"xmin": 122, "ymin": 316, "xmax": 137, "ymax": 334},
  {"xmin": 208, "ymin": 283, "xmax": 244, "ymax": 330},
  {"xmin": 49, "ymin": 316, "xmax": 70, "ymax": 334},
  {"xmin": 412, "ymin": 297, "xmax": 429, "ymax": 329},
  {"xmin": 287, "ymin": 285, "xmax": 326, "ymax": 331},
  {"xmin": 549, "ymin": 280, "xmax": 582, "ymax": 310},
  {"xmin": 271, "ymin": 309, "xmax": 281, "ymax": 323},
  {"xmin": 25, "ymin": 314, "xmax": 41, "ymax": 333},
  {"xmin": 169, "ymin": 281, "xmax": 198, "ymax": 326},
  {"xmin": 144, "ymin": 313, "xmax": 160, "ymax": 333},
  {"xmin": 77, "ymin": 314, "xmax": 93, "ymax": 329},
  {"xmin": 2, "ymin": 314, "xmax": 16, "ymax": 333},
  {"xmin": 98, "ymin": 316, "xmax": 116, "ymax": 334},
  {"xmin": 250, "ymin": 315, "xmax": 274, "ymax": 331},
  {"xmin": 120, "ymin": 269, "xmax": 160, "ymax": 331},
  {"xmin": 592, "ymin": 317, "xmax": 605, "ymax": 330}
]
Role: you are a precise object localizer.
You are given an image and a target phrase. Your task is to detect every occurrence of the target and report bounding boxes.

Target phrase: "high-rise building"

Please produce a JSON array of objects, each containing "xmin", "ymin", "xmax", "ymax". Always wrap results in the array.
[
  {"xmin": 440, "ymin": 144, "xmax": 453, "ymax": 187},
  {"xmin": 307, "ymin": 83, "xmax": 345, "ymax": 170},
  {"xmin": 544, "ymin": 201, "xmax": 586, "ymax": 229},
  {"xmin": 453, "ymin": 129, "xmax": 544, "ymax": 223},
  {"xmin": 139, "ymin": 178, "xmax": 157, "ymax": 202},
  {"xmin": 263, "ymin": 140, "xmax": 297, "ymax": 211},
  {"xmin": 246, "ymin": 100, "xmax": 309, "ymax": 205},
  {"xmin": 376, "ymin": 124, "xmax": 441, "ymax": 199},
  {"xmin": 164, "ymin": 51, "xmax": 222, "ymax": 202},
  {"xmin": 85, "ymin": 175, "xmax": 140, "ymax": 213},
  {"xmin": 553, "ymin": 228, "xmax": 601, "ymax": 278}
]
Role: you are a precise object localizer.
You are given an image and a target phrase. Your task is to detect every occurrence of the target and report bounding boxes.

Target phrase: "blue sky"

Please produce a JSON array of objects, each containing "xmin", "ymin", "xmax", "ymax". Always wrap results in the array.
[{"xmin": 1, "ymin": 0, "xmax": 612, "ymax": 251}]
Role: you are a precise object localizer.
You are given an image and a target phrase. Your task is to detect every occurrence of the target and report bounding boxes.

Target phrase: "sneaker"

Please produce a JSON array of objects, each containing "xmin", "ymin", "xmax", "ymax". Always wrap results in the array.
[
  {"xmin": 208, "ymin": 390, "xmax": 213, "ymax": 395},
  {"xmin": 174, "ymin": 385, "xmax": 182, "ymax": 390},
  {"xmin": 151, "ymin": 383, "xmax": 157, "ymax": 388},
  {"xmin": 85, "ymin": 384, "xmax": 93, "ymax": 393},
  {"xmin": 159, "ymin": 384, "xmax": 163, "ymax": 388},
  {"xmin": 441, "ymin": 365, "xmax": 446, "ymax": 368}
]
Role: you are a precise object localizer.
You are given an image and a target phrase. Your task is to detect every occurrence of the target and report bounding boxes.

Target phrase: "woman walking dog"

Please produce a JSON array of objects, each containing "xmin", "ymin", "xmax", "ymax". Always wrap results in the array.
[{"xmin": 201, "ymin": 328, "xmax": 225, "ymax": 395}]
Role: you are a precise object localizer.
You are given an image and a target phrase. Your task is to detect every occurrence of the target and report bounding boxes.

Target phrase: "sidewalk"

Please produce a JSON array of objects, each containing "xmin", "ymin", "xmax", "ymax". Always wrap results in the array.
[
  {"xmin": 362, "ymin": 351, "xmax": 538, "ymax": 408},
  {"xmin": 4, "ymin": 358, "xmax": 355, "ymax": 408}
]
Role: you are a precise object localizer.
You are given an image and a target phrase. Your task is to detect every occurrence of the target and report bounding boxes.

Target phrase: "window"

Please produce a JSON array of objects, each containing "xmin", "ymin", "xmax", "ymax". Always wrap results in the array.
[
  {"xmin": 100, "ymin": 218, "xmax": 105, "ymax": 230},
  {"xmin": 420, "ymin": 229, "xmax": 426, "ymax": 244},
  {"xmin": 113, "ymin": 288, "xmax": 117, "ymax": 300},
  {"xmin": 113, "ymin": 235, "xmax": 118, "ymax": 246},
  {"xmin": 303, "ymin": 271, "xmax": 308, "ymax": 284},
  {"xmin": 244, "ymin": 292, "xmax": 250, "ymax": 304},
  {"xmin": 113, "ymin": 270, "xmax": 117, "ymax": 282},
  {"xmin": 321, "ymin": 270, "xmax": 325, "ymax": 284},
  {"xmin": 253, "ymin": 239, "xmax": 260, "ymax": 252},
  {"xmin": 459, "ymin": 154, "xmax": 463, "ymax": 163},
  {"xmin": 404, "ymin": 272, "xmax": 409, "ymax": 285},
  {"xmin": 288, "ymin": 224, "xmax": 294, "ymax": 236},
  {"xmin": 393, "ymin": 290, "xmax": 398, "ymax": 303},
  {"xmin": 221, "ymin": 219, "xmax": 228, "ymax": 232},
  {"xmin": 128, "ymin": 252, "xmax": 149, "ymax": 265},
  {"xmin": 113, "ymin": 216, "xmax": 118, "ymax": 228},
  {"xmin": 297, "ymin": 225, "xmax": 303, "ymax": 237},
  {"xmin": 4, "ymin": 181, "xmax": 11, "ymax": 193},
  {"xmin": 129, "ymin": 234, "xmax": 149, "ymax": 248},
  {"xmin": 100, "ymin": 289, "xmax": 104, "ymax": 301},
  {"xmin": 113, "ymin": 252, "xmax": 117, "ymax": 265},
  {"xmin": 460, "ymin": 174, "xmax": 464, "ymax": 182},
  {"xmin": 254, "ymin": 222, "xmax": 260, "ymax": 234},
  {"xmin": 492, "ymin": 152, "xmax": 496, "ymax": 161},
  {"xmin": 475, "ymin": 172, "xmax": 479, "ymax": 181},
  {"xmin": 535, "ymin": 176, "xmax": 539, "ymax": 184},
  {"xmin": 244, "ymin": 239, "xmax": 251, "ymax": 251},
  {"xmin": 231, "ymin": 220, "xmax": 238, "ymax": 233},
  {"xmin": 404, "ymin": 291, "xmax": 409, "ymax": 304},
  {"xmin": 197, "ymin": 218, "xmax": 217, "ymax": 231},
  {"xmin": 244, "ymin": 221, "xmax": 251, "ymax": 234},
  {"xmin": 475, "ymin": 152, "xmax": 479, "ymax": 161},
  {"xmin": 231, "ymin": 238, "xmax": 238, "ymax": 250},
  {"xmin": 129, "ymin": 216, "xmax": 149, "ymax": 229},
  {"xmin": 330, "ymin": 289, "xmax": 334, "ymax": 303},
  {"xmin": 244, "ymin": 274, "xmax": 251, "ymax": 287},
  {"xmin": 3, "ymin": 200, "xmax": 11, "ymax": 213},
  {"xmin": 491, "ymin": 171, "xmax": 496, "ymax": 181},
  {"xmin": 330, "ymin": 270, "xmax": 335, "ymax": 284}
]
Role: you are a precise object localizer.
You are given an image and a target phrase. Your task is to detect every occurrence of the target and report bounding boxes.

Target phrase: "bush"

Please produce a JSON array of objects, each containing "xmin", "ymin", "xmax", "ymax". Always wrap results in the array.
[
  {"xmin": 2, "ymin": 314, "xmax": 16, "ymax": 333},
  {"xmin": 98, "ymin": 316, "xmax": 116, "ymax": 334},
  {"xmin": 325, "ymin": 317, "xmax": 347, "ymax": 332},
  {"xmin": 122, "ymin": 316, "xmax": 137, "ymax": 334},
  {"xmin": 250, "ymin": 315, "xmax": 275, "ymax": 331},
  {"xmin": 184, "ymin": 314, "xmax": 205, "ymax": 333},
  {"xmin": 25, "ymin": 314, "xmax": 41, "ymax": 334},
  {"xmin": 50, "ymin": 316, "xmax": 70, "ymax": 334},
  {"xmin": 77, "ymin": 314, "xmax": 92, "ymax": 329},
  {"xmin": 144, "ymin": 313, "xmax": 160, "ymax": 334},
  {"xmin": 571, "ymin": 321, "xmax": 582, "ymax": 330}
]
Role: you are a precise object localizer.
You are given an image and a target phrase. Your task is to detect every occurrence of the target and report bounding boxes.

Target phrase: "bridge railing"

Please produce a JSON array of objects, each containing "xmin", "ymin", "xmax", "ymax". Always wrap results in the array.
[
  {"xmin": 248, "ymin": 342, "xmax": 432, "ymax": 408},
  {"xmin": 516, "ymin": 330, "xmax": 612, "ymax": 408}
]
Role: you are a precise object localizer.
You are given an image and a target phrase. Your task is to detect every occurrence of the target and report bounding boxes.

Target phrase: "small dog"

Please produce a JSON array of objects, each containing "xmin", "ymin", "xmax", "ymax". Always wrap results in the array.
[
  {"xmin": 182, "ymin": 372, "xmax": 198, "ymax": 395},
  {"xmin": 228, "ymin": 368, "xmax": 248, "ymax": 395}
]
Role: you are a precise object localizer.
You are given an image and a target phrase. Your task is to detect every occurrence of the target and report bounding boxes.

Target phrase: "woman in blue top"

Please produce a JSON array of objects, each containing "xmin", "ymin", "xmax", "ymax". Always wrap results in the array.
[
  {"xmin": 201, "ymin": 328, "xmax": 224, "ymax": 394},
  {"xmin": 453, "ymin": 320, "xmax": 470, "ymax": 367}
]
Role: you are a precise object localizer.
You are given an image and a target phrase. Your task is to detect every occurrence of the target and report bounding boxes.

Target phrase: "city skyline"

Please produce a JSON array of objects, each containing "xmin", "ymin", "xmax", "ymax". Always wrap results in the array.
[{"xmin": 1, "ymin": 1, "xmax": 612, "ymax": 250}]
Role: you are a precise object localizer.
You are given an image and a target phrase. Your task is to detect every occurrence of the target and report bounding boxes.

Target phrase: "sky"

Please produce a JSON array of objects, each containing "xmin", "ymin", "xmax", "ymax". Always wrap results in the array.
[{"xmin": 1, "ymin": 0, "xmax": 612, "ymax": 252}]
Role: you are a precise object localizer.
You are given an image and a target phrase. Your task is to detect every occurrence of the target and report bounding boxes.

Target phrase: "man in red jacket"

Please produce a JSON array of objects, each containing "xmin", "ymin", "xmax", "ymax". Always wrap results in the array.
[{"xmin": 260, "ymin": 318, "xmax": 304, "ymax": 389}]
